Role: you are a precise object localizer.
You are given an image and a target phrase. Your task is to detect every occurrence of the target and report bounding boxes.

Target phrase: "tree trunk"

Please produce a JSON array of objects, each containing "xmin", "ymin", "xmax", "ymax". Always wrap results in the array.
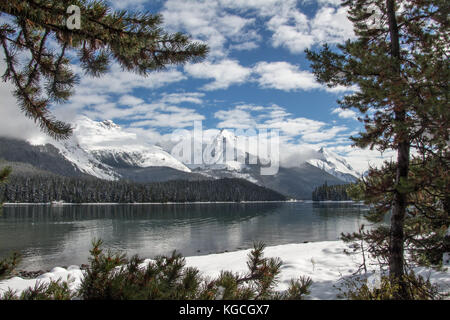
[{"xmin": 386, "ymin": 0, "xmax": 410, "ymax": 299}]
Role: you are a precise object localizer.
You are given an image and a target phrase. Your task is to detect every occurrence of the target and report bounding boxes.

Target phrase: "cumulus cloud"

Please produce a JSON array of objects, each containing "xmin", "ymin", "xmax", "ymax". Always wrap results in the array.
[
  {"xmin": 214, "ymin": 104, "xmax": 348, "ymax": 144},
  {"xmin": 73, "ymin": 63, "xmax": 186, "ymax": 96},
  {"xmin": 160, "ymin": 92, "xmax": 205, "ymax": 105},
  {"xmin": 161, "ymin": 0, "xmax": 354, "ymax": 56},
  {"xmin": 266, "ymin": 2, "xmax": 354, "ymax": 53},
  {"xmin": 215, "ymin": 108, "xmax": 257, "ymax": 129},
  {"xmin": 0, "ymin": 56, "xmax": 47, "ymax": 143},
  {"xmin": 329, "ymin": 145, "xmax": 397, "ymax": 174},
  {"xmin": 331, "ymin": 107, "xmax": 358, "ymax": 120},
  {"xmin": 185, "ymin": 60, "xmax": 252, "ymax": 90},
  {"xmin": 254, "ymin": 61, "xmax": 320, "ymax": 91},
  {"xmin": 161, "ymin": 0, "xmax": 260, "ymax": 57},
  {"xmin": 0, "ymin": 78, "xmax": 45, "ymax": 143},
  {"xmin": 119, "ymin": 95, "xmax": 145, "ymax": 106}
]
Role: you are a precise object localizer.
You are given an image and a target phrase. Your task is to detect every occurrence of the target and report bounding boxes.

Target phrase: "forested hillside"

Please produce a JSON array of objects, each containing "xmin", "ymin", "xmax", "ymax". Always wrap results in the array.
[
  {"xmin": 312, "ymin": 183, "xmax": 352, "ymax": 201},
  {"xmin": 0, "ymin": 167, "xmax": 286, "ymax": 203}
]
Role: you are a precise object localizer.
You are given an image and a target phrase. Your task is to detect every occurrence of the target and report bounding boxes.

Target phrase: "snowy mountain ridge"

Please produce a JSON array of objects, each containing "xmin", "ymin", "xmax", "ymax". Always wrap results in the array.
[
  {"xmin": 26, "ymin": 117, "xmax": 191, "ymax": 180},
  {"xmin": 307, "ymin": 148, "xmax": 360, "ymax": 182},
  {"xmin": 24, "ymin": 118, "xmax": 359, "ymax": 185},
  {"xmin": 191, "ymin": 129, "xmax": 360, "ymax": 183}
]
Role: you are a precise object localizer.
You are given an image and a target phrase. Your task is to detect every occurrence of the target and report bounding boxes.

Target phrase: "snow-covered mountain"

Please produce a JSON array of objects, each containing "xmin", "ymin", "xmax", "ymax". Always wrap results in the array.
[
  {"xmin": 73, "ymin": 117, "xmax": 191, "ymax": 173},
  {"xmin": 189, "ymin": 129, "xmax": 360, "ymax": 183},
  {"xmin": 188, "ymin": 129, "xmax": 248, "ymax": 172},
  {"xmin": 307, "ymin": 148, "xmax": 360, "ymax": 182},
  {"xmin": 182, "ymin": 130, "xmax": 353, "ymax": 198},
  {"xmin": 0, "ymin": 118, "xmax": 361, "ymax": 199},
  {"xmin": 23, "ymin": 117, "xmax": 191, "ymax": 181},
  {"xmin": 49, "ymin": 138, "xmax": 120, "ymax": 181}
]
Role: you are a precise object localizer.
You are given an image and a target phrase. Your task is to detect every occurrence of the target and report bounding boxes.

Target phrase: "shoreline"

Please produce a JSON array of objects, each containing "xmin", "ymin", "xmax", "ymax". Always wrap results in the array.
[{"xmin": 2, "ymin": 200, "xmax": 363, "ymax": 206}]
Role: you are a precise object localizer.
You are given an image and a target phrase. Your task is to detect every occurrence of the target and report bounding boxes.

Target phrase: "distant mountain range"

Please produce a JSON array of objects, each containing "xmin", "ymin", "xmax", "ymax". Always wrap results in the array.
[{"xmin": 0, "ymin": 117, "xmax": 361, "ymax": 199}]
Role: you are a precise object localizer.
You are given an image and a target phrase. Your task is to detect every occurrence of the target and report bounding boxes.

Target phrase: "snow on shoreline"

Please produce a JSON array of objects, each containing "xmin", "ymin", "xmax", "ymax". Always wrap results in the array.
[{"xmin": 1, "ymin": 240, "xmax": 448, "ymax": 300}]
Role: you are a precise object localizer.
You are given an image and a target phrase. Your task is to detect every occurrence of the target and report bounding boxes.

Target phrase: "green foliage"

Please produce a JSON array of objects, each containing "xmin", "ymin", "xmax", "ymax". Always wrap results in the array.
[
  {"xmin": 0, "ymin": 252, "xmax": 21, "ymax": 281},
  {"xmin": 1, "ymin": 240, "xmax": 312, "ymax": 300},
  {"xmin": 283, "ymin": 277, "xmax": 313, "ymax": 300},
  {"xmin": 312, "ymin": 182, "xmax": 353, "ymax": 201},
  {"xmin": 0, "ymin": 0, "xmax": 208, "ymax": 139},
  {"xmin": 0, "ymin": 166, "xmax": 11, "ymax": 183},
  {"xmin": 338, "ymin": 271, "xmax": 443, "ymax": 300},
  {"xmin": 343, "ymin": 157, "xmax": 449, "ymax": 267},
  {"xmin": 1, "ymin": 278, "xmax": 75, "ymax": 300}
]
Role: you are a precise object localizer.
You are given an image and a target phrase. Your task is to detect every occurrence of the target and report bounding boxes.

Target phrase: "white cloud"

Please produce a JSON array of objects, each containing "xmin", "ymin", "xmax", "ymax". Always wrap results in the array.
[
  {"xmin": 161, "ymin": 0, "xmax": 260, "ymax": 57},
  {"xmin": 0, "ymin": 77, "xmax": 45, "ymax": 143},
  {"xmin": 229, "ymin": 41, "xmax": 259, "ymax": 51},
  {"xmin": 185, "ymin": 60, "xmax": 252, "ymax": 90},
  {"xmin": 108, "ymin": 0, "xmax": 150, "ymax": 10},
  {"xmin": 301, "ymin": 126, "xmax": 347, "ymax": 142},
  {"xmin": 266, "ymin": 2, "xmax": 354, "ymax": 53},
  {"xmin": 74, "ymin": 63, "xmax": 186, "ymax": 95},
  {"xmin": 130, "ymin": 109, "xmax": 205, "ymax": 129},
  {"xmin": 329, "ymin": 145, "xmax": 397, "ymax": 174},
  {"xmin": 119, "ymin": 95, "xmax": 145, "ymax": 106},
  {"xmin": 316, "ymin": 0, "xmax": 344, "ymax": 7},
  {"xmin": 214, "ymin": 104, "xmax": 348, "ymax": 144},
  {"xmin": 267, "ymin": 8, "xmax": 315, "ymax": 53},
  {"xmin": 0, "ymin": 55, "xmax": 48, "ymax": 143},
  {"xmin": 160, "ymin": 92, "xmax": 205, "ymax": 105},
  {"xmin": 254, "ymin": 61, "xmax": 320, "ymax": 91},
  {"xmin": 331, "ymin": 107, "xmax": 358, "ymax": 120},
  {"xmin": 214, "ymin": 108, "xmax": 257, "ymax": 129},
  {"xmin": 311, "ymin": 7, "xmax": 354, "ymax": 44}
]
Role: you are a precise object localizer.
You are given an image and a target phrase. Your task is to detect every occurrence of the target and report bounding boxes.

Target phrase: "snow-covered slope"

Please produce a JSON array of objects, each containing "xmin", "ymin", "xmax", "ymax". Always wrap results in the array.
[
  {"xmin": 307, "ymin": 148, "xmax": 360, "ymax": 182},
  {"xmin": 26, "ymin": 117, "xmax": 191, "ymax": 180},
  {"xmin": 50, "ymin": 138, "xmax": 120, "ymax": 181},
  {"xmin": 188, "ymin": 129, "xmax": 245, "ymax": 171},
  {"xmin": 74, "ymin": 117, "xmax": 191, "ymax": 173}
]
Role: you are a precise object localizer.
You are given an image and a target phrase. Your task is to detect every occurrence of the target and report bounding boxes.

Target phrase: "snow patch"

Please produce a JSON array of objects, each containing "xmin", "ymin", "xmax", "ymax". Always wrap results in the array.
[{"xmin": 1, "ymin": 241, "xmax": 448, "ymax": 300}]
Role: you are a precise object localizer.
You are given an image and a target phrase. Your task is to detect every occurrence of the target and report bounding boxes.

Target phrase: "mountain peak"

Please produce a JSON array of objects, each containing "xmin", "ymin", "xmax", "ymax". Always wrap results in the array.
[
  {"xmin": 101, "ymin": 120, "xmax": 119, "ymax": 129},
  {"xmin": 306, "ymin": 147, "xmax": 359, "ymax": 183}
]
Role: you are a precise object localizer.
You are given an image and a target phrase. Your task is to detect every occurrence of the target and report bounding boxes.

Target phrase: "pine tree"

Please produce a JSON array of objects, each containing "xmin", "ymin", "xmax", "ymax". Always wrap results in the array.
[
  {"xmin": 306, "ymin": 0, "xmax": 449, "ymax": 298},
  {"xmin": 0, "ymin": 0, "xmax": 208, "ymax": 139}
]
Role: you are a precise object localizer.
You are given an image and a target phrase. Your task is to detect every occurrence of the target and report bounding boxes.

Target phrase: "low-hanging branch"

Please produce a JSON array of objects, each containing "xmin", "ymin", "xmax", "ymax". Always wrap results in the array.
[{"xmin": 0, "ymin": 0, "xmax": 208, "ymax": 140}]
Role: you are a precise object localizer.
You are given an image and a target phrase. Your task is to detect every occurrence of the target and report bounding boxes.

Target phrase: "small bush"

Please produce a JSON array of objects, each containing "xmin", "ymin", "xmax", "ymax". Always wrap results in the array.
[
  {"xmin": 338, "ymin": 271, "xmax": 443, "ymax": 300},
  {"xmin": 1, "ymin": 278, "xmax": 75, "ymax": 300},
  {"xmin": 0, "ymin": 252, "xmax": 21, "ymax": 281}
]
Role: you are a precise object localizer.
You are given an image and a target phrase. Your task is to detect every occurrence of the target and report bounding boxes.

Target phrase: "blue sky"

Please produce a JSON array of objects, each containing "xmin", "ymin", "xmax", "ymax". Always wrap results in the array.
[{"xmin": 0, "ymin": 0, "xmax": 393, "ymax": 171}]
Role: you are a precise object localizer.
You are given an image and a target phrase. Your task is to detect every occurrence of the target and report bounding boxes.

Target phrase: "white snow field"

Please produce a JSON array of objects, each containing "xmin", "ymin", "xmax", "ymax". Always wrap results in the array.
[{"xmin": 1, "ymin": 240, "xmax": 448, "ymax": 300}]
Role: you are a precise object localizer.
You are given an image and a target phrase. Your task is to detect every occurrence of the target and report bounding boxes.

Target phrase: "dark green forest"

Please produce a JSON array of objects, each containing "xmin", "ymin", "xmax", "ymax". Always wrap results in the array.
[
  {"xmin": 312, "ymin": 182, "xmax": 352, "ymax": 201},
  {"xmin": 0, "ymin": 171, "xmax": 286, "ymax": 203}
]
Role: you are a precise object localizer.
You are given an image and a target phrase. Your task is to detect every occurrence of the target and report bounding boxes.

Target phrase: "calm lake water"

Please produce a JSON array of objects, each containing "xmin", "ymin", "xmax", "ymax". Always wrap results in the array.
[{"xmin": 0, "ymin": 202, "xmax": 369, "ymax": 271}]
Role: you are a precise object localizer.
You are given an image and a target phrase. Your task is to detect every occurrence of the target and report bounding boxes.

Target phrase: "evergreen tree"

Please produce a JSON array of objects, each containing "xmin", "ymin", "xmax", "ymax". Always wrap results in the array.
[
  {"xmin": 312, "ymin": 182, "xmax": 353, "ymax": 201},
  {"xmin": 0, "ymin": 0, "xmax": 208, "ymax": 139},
  {"xmin": 306, "ymin": 0, "xmax": 449, "ymax": 298}
]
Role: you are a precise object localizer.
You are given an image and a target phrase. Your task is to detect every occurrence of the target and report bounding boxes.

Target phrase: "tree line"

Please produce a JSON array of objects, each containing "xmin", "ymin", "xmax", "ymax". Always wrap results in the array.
[
  {"xmin": 0, "ymin": 173, "xmax": 286, "ymax": 203},
  {"xmin": 312, "ymin": 182, "xmax": 352, "ymax": 201}
]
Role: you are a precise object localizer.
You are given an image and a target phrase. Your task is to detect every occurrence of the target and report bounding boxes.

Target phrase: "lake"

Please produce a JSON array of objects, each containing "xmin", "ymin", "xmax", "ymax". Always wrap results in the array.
[{"xmin": 0, "ymin": 202, "xmax": 369, "ymax": 271}]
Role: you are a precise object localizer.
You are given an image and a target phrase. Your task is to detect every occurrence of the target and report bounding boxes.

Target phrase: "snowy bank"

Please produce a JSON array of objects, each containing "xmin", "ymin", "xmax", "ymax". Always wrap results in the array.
[{"xmin": 1, "ymin": 241, "xmax": 448, "ymax": 300}]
